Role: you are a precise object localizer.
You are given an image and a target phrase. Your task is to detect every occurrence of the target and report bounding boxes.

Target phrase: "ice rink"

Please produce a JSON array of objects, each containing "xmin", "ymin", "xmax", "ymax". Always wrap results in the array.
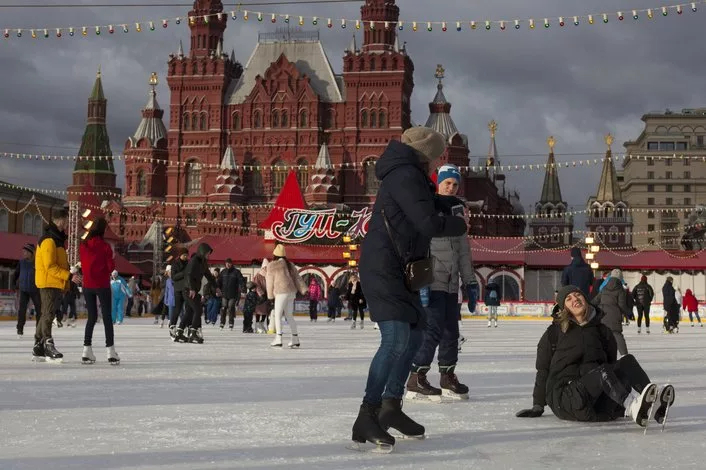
[{"xmin": 1, "ymin": 318, "xmax": 704, "ymax": 470}]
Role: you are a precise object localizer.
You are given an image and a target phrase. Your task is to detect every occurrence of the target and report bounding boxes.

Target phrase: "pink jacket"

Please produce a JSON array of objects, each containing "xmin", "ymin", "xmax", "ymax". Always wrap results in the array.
[{"xmin": 308, "ymin": 281, "xmax": 322, "ymax": 301}]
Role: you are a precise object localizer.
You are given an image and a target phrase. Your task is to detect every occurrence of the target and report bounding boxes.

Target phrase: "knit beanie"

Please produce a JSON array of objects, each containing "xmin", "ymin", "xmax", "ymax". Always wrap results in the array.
[
  {"xmin": 556, "ymin": 285, "xmax": 583, "ymax": 309},
  {"xmin": 401, "ymin": 127, "xmax": 446, "ymax": 162},
  {"xmin": 640, "ymin": 275, "xmax": 647, "ymax": 282},
  {"xmin": 437, "ymin": 164, "xmax": 461, "ymax": 186},
  {"xmin": 22, "ymin": 243, "xmax": 35, "ymax": 255}
]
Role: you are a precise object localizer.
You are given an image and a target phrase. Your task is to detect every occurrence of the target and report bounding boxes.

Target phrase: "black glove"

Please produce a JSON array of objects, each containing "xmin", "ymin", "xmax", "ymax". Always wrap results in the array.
[
  {"xmin": 515, "ymin": 405, "xmax": 544, "ymax": 418},
  {"xmin": 434, "ymin": 195, "xmax": 464, "ymax": 214}
]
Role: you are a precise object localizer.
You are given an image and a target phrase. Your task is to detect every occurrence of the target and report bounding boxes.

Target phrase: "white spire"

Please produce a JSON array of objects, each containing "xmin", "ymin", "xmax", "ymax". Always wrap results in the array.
[
  {"xmin": 220, "ymin": 146, "xmax": 236, "ymax": 170},
  {"xmin": 348, "ymin": 34, "xmax": 357, "ymax": 53},
  {"xmin": 215, "ymin": 39, "xmax": 223, "ymax": 57},
  {"xmin": 314, "ymin": 142, "xmax": 332, "ymax": 170},
  {"xmin": 393, "ymin": 35, "xmax": 399, "ymax": 53},
  {"xmin": 178, "ymin": 40, "xmax": 184, "ymax": 58}
]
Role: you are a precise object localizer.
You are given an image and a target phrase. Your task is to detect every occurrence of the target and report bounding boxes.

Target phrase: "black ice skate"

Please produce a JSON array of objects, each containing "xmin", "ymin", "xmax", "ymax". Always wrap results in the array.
[
  {"xmin": 440, "ymin": 365, "xmax": 470, "ymax": 400},
  {"xmin": 173, "ymin": 328, "xmax": 188, "ymax": 343},
  {"xmin": 43, "ymin": 338, "xmax": 63, "ymax": 363},
  {"xmin": 378, "ymin": 398, "xmax": 425, "ymax": 439},
  {"xmin": 624, "ymin": 383, "xmax": 657, "ymax": 428},
  {"xmin": 32, "ymin": 341, "xmax": 45, "ymax": 362},
  {"xmin": 654, "ymin": 384, "xmax": 675, "ymax": 432},
  {"xmin": 405, "ymin": 367, "xmax": 443, "ymax": 403},
  {"xmin": 188, "ymin": 328, "xmax": 204, "ymax": 344},
  {"xmin": 348, "ymin": 402, "xmax": 395, "ymax": 454}
]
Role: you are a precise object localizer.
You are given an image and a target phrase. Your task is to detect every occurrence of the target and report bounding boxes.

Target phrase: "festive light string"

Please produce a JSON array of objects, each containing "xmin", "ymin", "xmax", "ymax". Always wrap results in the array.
[{"xmin": 1, "ymin": 1, "xmax": 703, "ymax": 39}]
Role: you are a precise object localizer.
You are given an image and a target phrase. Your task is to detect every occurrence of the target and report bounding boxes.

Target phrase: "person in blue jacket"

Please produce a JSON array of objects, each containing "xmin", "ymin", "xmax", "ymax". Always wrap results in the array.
[
  {"xmin": 110, "ymin": 270, "xmax": 131, "ymax": 325},
  {"xmin": 13, "ymin": 243, "xmax": 41, "ymax": 338},
  {"xmin": 350, "ymin": 127, "xmax": 468, "ymax": 451}
]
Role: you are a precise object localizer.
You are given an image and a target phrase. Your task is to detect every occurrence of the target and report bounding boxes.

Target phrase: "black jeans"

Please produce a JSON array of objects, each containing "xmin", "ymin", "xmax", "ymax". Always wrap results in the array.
[
  {"xmin": 413, "ymin": 291, "xmax": 460, "ymax": 368},
  {"xmin": 125, "ymin": 297, "xmax": 134, "ymax": 317},
  {"xmin": 243, "ymin": 308, "xmax": 253, "ymax": 331},
  {"xmin": 350, "ymin": 304, "xmax": 364, "ymax": 321},
  {"xmin": 309, "ymin": 299, "xmax": 318, "ymax": 320},
  {"xmin": 179, "ymin": 291, "xmax": 202, "ymax": 330},
  {"xmin": 83, "ymin": 288, "xmax": 114, "ymax": 347},
  {"xmin": 170, "ymin": 291, "xmax": 185, "ymax": 327},
  {"xmin": 17, "ymin": 290, "xmax": 41, "ymax": 333},
  {"xmin": 636, "ymin": 304, "xmax": 650, "ymax": 328},
  {"xmin": 61, "ymin": 296, "xmax": 77, "ymax": 320}
]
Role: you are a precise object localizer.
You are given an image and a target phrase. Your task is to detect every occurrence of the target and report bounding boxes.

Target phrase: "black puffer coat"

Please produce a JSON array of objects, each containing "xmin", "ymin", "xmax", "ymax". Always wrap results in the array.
[
  {"xmin": 593, "ymin": 277, "xmax": 629, "ymax": 333},
  {"xmin": 359, "ymin": 140, "xmax": 467, "ymax": 327},
  {"xmin": 219, "ymin": 266, "xmax": 244, "ymax": 300},
  {"xmin": 184, "ymin": 243, "xmax": 217, "ymax": 293},
  {"xmin": 546, "ymin": 308, "xmax": 618, "ymax": 422}
]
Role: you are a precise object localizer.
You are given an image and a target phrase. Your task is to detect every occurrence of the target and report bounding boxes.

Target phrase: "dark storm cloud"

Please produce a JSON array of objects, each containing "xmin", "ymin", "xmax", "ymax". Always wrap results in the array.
[{"xmin": 1, "ymin": 0, "xmax": 705, "ymax": 216}]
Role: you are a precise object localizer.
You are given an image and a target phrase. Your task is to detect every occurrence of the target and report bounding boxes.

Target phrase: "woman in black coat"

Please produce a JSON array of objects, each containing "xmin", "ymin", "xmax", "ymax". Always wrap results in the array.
[
  {"xmin": 350, "ymin": 127, "xmax": 468, "ymax": 451},
  {"xmin": 346, "ymin": 274, "xmax": 367, "ymax": 329},
  {"xmin": 544, "ymin": 285, "xmax": 674, "ymax": 429}
]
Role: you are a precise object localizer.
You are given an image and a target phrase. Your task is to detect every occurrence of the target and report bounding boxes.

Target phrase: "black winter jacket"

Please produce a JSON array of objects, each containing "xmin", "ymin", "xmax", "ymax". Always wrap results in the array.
[
  {"xmin": 484, "ymin": 282, "xmax": 501, "ymax": 307},
  {"xmin": 532, "ymin": 312, "xmax": 560, "ymax": 408},
  {"xmin": 184, "ymin": 243, "xmax": 217, "ymax": 293},
  {"xmin": 632, "ymin": 281, "xmax": 654, "ymax": 308},
  {"xmin": 219, "ymin": 266, "xmax": 244, "ymax": 299},
  {"xmin": 346, "ymin": 281, "xmax": 366, "ymax": 309},
  {"xmin": 561, "ymin": 256, "xmax": 594, "ymax": 299},
  {"xmin": 170, "ymin": 257, "xmax": 189, "ymax": 292},
  {"xmin": 593, "ymin": 277, "xmax": 629, "ymax": 333},
  {"xmin": 546, "ymin": 308, "xmax": 618, "ymax": 422},
  {"xmin": 662, "ymin": 282, "xmax": 678, "ymax": 313},
  {"xmin": 359, "ymin": 140, "xmax": 467, "ymax": 327}
]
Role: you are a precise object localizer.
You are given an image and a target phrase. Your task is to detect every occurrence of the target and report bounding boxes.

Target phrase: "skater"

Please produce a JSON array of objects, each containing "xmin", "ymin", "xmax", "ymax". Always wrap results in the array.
[
  {"xmin": 544, "ymin": 285, "xmax": 674, "ymax": 428},
  {"xmin": 593, "ymin": 268, "xmax": 630, "ymax": 357},
  {"xmin": 351, "ymin": 127, "xmax": 467, "ymax": 451},
  {"xmin": 327, "ymin": 283, "xmax": 342, "ymax": 322},
  {"xmin": 125, "ymin": 276, "xmax": 137, "ymax": 317},
  {"xmin": 632, "ymin": 275, "xmax": 654, "ymax": 334},
  {"xmin": 561, "ymin": 247, "xmax": 594, "ymax": 299},
  {"xmin": 307, "ymin": 276, "xmax": 322, "ymax": 322},
  {"xmin": 242, "ymin": 282, "xmax": 258, "ymax": 333},
  {"xmin": 219, "ymin": 258, "xmax": 245, "ymax": 330},
  {"xmin": 484, "ymin": 281, "xmax": 501, "ymax": 327},
  {"xmin": 252, "ymin": 258, "xmax": 270, "ymax": 334},
  {"xmin": 33, "ymin": 209, "xmax": 72, "ymax": 362},
  {"xmin": 662, "ymin": 277, "xmax": 680, "ymax": 333},
  {"xmin": 162, "ymin": 266, "xmax": 175, "ymax": 328},
  {"xmin": 205, "ymin": 268, "xmax": 221, "ymax": 325},
  {"xmin": 110, "ymin": 271, "xmax": 130, "ymax": 324},
  {"xmin": 79, "ymin": 217, "xmax": 119, "ymax": 365},
  {"xmin": 59, "ymin": 266, "xmax": 80, "ymax": 328},
  {"xmin": 266, "ymin": 244, "xmax": 307, "ymax": 348},
  {"xmin": 150, "ymin": 275, "xmax": 163, "ymax": 325},
  {"xmin": 408, "ymin": 163, "xmax": 478, "ymax": 402},
  {"xmin": 682, "ymin": 288, "xmax": 701, "ymax": 327},
  {"xmin": 346, "ymin": 273, "xmax": 367, "ymax": 329},
  {"xmin": 13, "ymin": 243, "xmax": 41, "ymax": 338},
  {"xmin": 169, "ymin": 248, "xmax": 189, "ymax": 336},
  {"xmin": 174, "ymin": 243, "xmax": 219, "ymax": 344}
]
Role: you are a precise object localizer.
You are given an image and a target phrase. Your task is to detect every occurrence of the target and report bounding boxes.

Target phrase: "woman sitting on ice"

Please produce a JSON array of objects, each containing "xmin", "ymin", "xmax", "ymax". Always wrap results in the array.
[{"xmin": 542, "ymin": 285, "xmax": 675, "ymax": 428}]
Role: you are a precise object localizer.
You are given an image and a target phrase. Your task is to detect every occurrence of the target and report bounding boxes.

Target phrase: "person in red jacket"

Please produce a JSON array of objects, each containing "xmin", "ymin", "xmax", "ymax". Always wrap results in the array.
[
  {"xmin": 682, "ymin": 289, "xmax": 702, "ymax": 327},
  {"xmin": 79, "ymin": 217, "xmax": 120, "ymax": 365}
]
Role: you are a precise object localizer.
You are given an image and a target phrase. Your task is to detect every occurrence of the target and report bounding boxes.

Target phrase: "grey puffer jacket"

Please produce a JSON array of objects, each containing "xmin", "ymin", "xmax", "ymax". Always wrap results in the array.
[
  {"xmin": 429, "ymin": 232, "xmax": 477, "ymax": 293},
  {"xmin": 593, "ymin": 277, "xmax": 629, "ymax": 333}
]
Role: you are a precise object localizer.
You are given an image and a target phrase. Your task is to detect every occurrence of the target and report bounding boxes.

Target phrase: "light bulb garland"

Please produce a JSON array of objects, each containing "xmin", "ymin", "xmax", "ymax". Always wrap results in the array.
[{"xmin": 0, "ymin": 1, "xmax": 703, "ymax": 40}]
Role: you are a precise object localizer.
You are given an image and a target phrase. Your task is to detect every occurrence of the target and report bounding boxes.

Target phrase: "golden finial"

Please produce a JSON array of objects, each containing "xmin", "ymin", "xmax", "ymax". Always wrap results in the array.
[
  {"xmin": 547, "ymin": 136, "xmax": 556, "ymax": 151},
  {"xmin": 97, "ymin": 64, "xmax": 101, "ymax": 79},
  {"xmin": 435, "ymin": 64, "xmax": 445, "ymax": 81},
  {"xmin": 149, "ymin": 72, "xmax": 158, "ymax": 86},
  {"xmin": 605, "ymin": 133, "xmax": 614, "ymax": 149},
  {"xmin": 488, "ymin": 120, "xmax": 498, "ymax": 138}
]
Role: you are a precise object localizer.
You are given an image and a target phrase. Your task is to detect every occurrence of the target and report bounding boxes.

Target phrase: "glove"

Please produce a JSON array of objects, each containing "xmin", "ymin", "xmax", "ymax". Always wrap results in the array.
[
  {"xmin": 466, "ymin": 283, "xmax": 479, "ymax": 313},
  {"xmin": 515, "ymin": 405, "xmax": 544, "ymax": 418}
]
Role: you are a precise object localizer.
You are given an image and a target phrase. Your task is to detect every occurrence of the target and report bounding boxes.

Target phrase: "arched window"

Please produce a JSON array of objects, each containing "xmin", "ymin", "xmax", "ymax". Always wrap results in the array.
[
  {"xmin": 379, "ymin": 111, "xmax": 386, "ymax": 128},
  {"xmin": 0, "ymin": 209, "xmax": 8, "ymax": 232},
  {"xmin": 538, "ymin": 227, "xmax": 548, "ymax": 240},
  {"xmin": 281, "ymin": 110, "xmax": 288, "ymax": 128},
  {"xmin": 325, "ymin": 109, "xmax": 334, "ymax": 129},
  {"xmin": 200, "ymin": 113, "xmax": 208, "ymax": 131},
  {"xmin": 364, "ymin": 158, "xmax": 380, "ymax": 194},
  {"xmin": 192, "ymin": 62, "xmax": 198, "ymax": 75},
  {"xmin": 489, "ymin": 274, "xmax": 521, "ymax": 301},
  {"xmin": 253, "ymin": 110, "xmax": 262, "ymax": 128},
  {"xmin": 185, "ymin": 160, "xmax": 202, "ymax": 195},
  {"xmin": 300, "ymin": 110, "xmax": 308, "ymax": 128},
  {"xmin": 23, "ymin": 213, "xmax": 33, "ymax": 235},
  {"xmin": 232, "ymin": 112, "xmax": 241, "ymax": 130},
  {"xmin": 33, "ymin": 215, "xmax": 42, "ymax": 235},
  {"xmin": 136, "ymin": 169, "xmax": 147, "ymax": 196},
  {"xmin": 183, "ymin": 113, "xmax": 190, "ymax": 131},
  {"xmin": 296, "ymin": 158, "xmax": 309, "ymax": 189},
  {"xmin": 381, "ymin": 58, "xmax": 387, "ymax": 71},
  {"xmin": 370, "ymin": 110, "xmax": 377, "ymax": 128},
  {"xmin": 246, "ymin": 159, "xmax": 263, "ymax": 195},
  {"xmin": 550, "ymin": 226, "xmax": 560, "ymax": 244},
  {"xmin": 361, "ymin": 110, "xmax": 368, "ymax": 128},
  {"xmin": 271, "ymin": 159, "xmax": 287, "ymax": 194},
  {"xmin": 595, "ymin": 226, "xmax": 606, "ymax": 243},
  {"xmin": 272, "ymin": 110, "xmax": 280, "ymax": 128},
  {"xmin": 609, "ymin": 226, "xmax": 620, "ymax": 244},
  {"xmin": 370, "ymin": 57, "xmax": 376, "ymax": 70}
]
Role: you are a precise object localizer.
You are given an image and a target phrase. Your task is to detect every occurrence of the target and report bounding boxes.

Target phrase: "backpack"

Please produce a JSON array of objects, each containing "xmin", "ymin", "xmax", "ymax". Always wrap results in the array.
[{"xmin": 489, "ymin": 290, "xmax": 498, "ymax": 300}]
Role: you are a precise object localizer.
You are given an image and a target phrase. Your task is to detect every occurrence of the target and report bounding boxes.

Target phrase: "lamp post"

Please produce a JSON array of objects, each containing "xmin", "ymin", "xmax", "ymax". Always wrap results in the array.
[
  {"xmin": 342, "ymin": 235, "xmax": 359, "ymax": 271},
  {"xmin": 585, "ymin": 234, "xmax": 600, "ymax": 272}
]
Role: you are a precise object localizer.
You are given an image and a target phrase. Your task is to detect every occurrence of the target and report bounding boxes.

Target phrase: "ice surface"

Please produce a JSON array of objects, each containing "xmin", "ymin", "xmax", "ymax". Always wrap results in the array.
[{"xmin": 1, "ymin": 319, "xmax": 704, "ymax": 470}]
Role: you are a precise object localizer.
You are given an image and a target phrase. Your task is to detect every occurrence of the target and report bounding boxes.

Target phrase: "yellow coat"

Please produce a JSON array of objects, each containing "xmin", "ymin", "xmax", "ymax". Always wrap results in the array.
[{"xmin": 35, "ymin": 236, "xmax": 70, "ymax": 291}]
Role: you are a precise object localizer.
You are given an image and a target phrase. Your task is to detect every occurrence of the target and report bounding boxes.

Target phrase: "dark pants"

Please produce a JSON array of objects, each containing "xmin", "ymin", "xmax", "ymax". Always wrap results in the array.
[
  {"xmin": 613, "ymin": 331, "xmax": 628, "ymax": 357},
  {"xmin": 83, "ymin": 288, "xmax": 114, "ymax": 347},
  {"xmin": 207, "ymin": 297, "xmax": 221, "ymax": 324},
  {"xmin": 125, "ymin": 297, "xmax": 134, "ymax": 317},
  {"xmin": 363, "ymin": 320, "xmax": 423, "ymax": 406},
  {"xmin": 221, "ymin": 297, "xmax": 237, "ymax": 327},
  {"xmin": 636, "ymin": 304, "xmax": 650, "ymax": 328},
  {"xmin": 243, "ymin": 308, "xmax": 253, "ymax": 331},
  {"xmin": 350, "ymin": 303, "xmax": 365, "ymax": 321},
  {"xmin": 179, "ymin": 292, "xmax": 202, "ymax": 330},
  {"xmin": 664, "ymin": 306, "xmax": 679, "ymax": 330},
  {"xmin": 36, "ymin": 288, "xmax": 61, "ymax": 343},
  {"xmin": 61, "ymin": 295, "xmax": 77, "ymax": 320},
  {"xmin": 17, "ymin": 290, "xmax": 41, "ymax": 334},
  {"xmin": 327, "ymin": 304, "xmax": 337, "ymax": 319},
  {"xmin": 309, "ymin": 299, "xmax": 318, "ymax": 320},
  {"xmin": 413, "ymin": 291, "xmax": 460, "ymax": 369},
  {"xmin": 170, "ymin": 291, "xmax": 185, "ymax": 327},
  {"xmin": 554, "ymin": 354, "xmax": 650, "ymax": 422},
  {"xmin": 688, "ymin": 310, "xmax": 701, "ymax": 323}
]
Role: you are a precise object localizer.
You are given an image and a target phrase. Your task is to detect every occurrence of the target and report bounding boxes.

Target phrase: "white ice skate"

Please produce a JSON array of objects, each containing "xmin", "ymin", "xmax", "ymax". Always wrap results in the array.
[
  {"xmin": 350, "ymin": 321, "xmax": 357, "ymax": 330},
  {"xmin": 493, "ymin": 320, "xmax": 498, "ymax": 328},
  {"xmin": 82, "ymin": 346, "xmax": 96, "ymax": 364},
  {"xmin": 271, "ymin": 334, "xmax": 283, "ymax": 348},
  {"xmin": 107, "ymin": 346, "xmax": 120, "ymax": 365},
  {"xmin": 624, "ymin": 383, "xmax": 658, "ymax": 428},
  {"xmin": 288, "ymin": 334, "xmax": 300, "ymax": 349},
  {"xmin": 360, "ymin": 320, "xmax": 364, "ymax": 329}
]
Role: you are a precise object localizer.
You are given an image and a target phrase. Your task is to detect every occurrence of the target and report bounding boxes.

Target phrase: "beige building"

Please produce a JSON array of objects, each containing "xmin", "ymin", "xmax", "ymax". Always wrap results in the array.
[{"xmin": 622, "ymin": 108, "xmax": 706, "ymax": 250}]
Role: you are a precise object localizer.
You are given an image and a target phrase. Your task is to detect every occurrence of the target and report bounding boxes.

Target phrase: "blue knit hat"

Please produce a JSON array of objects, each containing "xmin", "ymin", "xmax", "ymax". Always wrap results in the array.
[{"xmin": 437, "ymin": 164, "xmax": 461, "ymax": 185}]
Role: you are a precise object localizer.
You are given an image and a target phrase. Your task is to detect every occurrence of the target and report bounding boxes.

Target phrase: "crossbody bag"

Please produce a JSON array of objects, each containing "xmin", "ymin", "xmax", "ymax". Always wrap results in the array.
[{"xmin": 381, "ymin": 209, "xmax": 434, "ymax": 292}]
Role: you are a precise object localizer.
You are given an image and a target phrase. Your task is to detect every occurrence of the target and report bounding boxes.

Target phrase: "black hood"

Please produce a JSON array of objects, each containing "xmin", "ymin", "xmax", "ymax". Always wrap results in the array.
[
  {"xmin": 197, "ymin": 243, "xmax": 213, "ymax": 258},
  {"xmin": 39, "ymin": 222, "xmax": 67, "ymax": 247},
  {"xmin": 375, "ymin": 140, "xmax": 426, "ymax": 181}
]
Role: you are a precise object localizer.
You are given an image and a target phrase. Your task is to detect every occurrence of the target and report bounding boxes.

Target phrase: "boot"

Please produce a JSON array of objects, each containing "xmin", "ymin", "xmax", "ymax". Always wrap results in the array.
[
  {"xmin": 351, "ymin": 321, "xmax": 357, "ymax": 330},
  {"xmin": 32, "ymin": 341, "xmax": 45, "ymax": 362},
  {"xmin": 623, "ymin": 383, "xmax": 658, "ymax": 427},
  {"xmin": 107, "ymin": 346, "xmax": 120, "ymax": 365},
  {"xmin": 637, "ymin": 327, "xmax": 641, "ymax": 334},
  {"xmin": 82, "ymin": 346, "xmax": 96, "ymax": 364},
  {"xmin": 378, "ymin": 398, "xmax": 425, "ymax": 438},
  {"xmin": 360, "ymin": 319, "xmax": 365, "ymax": 329},
  {"xmin": 43, "ymin": 338, "xmax": 63, "ymax": 363},
  {"xmin": 351, "ymin": 403, "xmax": 395, "ymax": 450},
  {"xmin": 487, "ymin": 320, "xmax": 491, "ymax": 328},
  {"xmin": 654, "ymin": 384, "xmax": 675, "ymax": 425},
  {"xmin": 192, "ymin": 328, "xmax": 204, "ymax": 344},
  {"xmin": 440, "ymin": 365, "xmax": 469, "ymax": 399},
  {"xmin": 173, "ymin": 328, "xmax": 187, "ymax": 343},
  {"xmin": 271, "ymin": 334, "xmax": 283, "ymax": 347},
  {"xmin": 405, "ymin": 366, "xmax": 442, "ymax": 401},
  {"xmin": 288, "ymin": 334, "xmax": 300, "ymax": 349}
]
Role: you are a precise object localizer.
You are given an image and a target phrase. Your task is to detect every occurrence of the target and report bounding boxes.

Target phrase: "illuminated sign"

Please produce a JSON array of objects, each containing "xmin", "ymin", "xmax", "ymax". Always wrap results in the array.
[{"xmin": 271, "ymin": 207, "xmax": 372, "ymax": 244}]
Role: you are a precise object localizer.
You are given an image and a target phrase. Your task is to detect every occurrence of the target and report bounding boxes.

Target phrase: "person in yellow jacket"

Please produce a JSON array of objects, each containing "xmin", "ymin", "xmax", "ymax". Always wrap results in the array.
[{"xmin": 34, "ymin": 209, "xmax": 74, "ymax": 362}]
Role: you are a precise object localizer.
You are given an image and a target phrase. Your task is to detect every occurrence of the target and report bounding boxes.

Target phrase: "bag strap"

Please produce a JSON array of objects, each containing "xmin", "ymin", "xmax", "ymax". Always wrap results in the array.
[{"xmin": 381, "ymin": 209, "xmax": 405, "ymax": 264}]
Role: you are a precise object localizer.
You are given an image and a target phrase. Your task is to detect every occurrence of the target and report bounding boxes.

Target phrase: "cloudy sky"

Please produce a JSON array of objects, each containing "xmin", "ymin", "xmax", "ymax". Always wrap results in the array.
[{"xmin": 0, "ymin": 0, "xmax": 703, "ymax": 220}]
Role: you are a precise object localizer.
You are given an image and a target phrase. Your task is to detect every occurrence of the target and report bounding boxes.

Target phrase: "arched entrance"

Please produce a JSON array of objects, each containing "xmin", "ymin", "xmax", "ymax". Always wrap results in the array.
[
  {"xmin": 489, "ymin": 274, "xmax": 521, "ymax": 301},
  {"xmin": 300, "ymin": 272, "xmax": 325, "ymax": 300}
]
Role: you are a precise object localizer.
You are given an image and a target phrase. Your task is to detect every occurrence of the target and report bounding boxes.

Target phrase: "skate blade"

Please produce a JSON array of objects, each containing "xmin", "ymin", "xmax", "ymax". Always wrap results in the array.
[
  {"xmin": 81, "ymin": 359, "xmax": 96, "ymax": 365},
  {"xmin": 288, "ymin": 345, "xmax": 300, "ymax": 349},
  {"xmin": 404, "ymin": 391, "xmax": 445, "ymax": 403},
  {"xmin": 44, "ymin": 357, "xmax": 63, "ymax": 364},
  {"xmin": 638, "ymin": 384, "xmax": 659, "ymax": 427},
  {"xmin": 108, "ymin": 360, "xmax": 121, "ymax": 366},
  {"xmin": 390, "ymin": 431, "xmax": 426, "ymax": 440},
  {"xmin": 346, "ymin": 441, "xmax": 394, "ymax": 454},
  {"xmin": 32, "ymin": 356, "xmax": 45, "ymax": 363},
  {"xmin": 441, "ymin": 389, "xmax": 470, "ymax": 400}
]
